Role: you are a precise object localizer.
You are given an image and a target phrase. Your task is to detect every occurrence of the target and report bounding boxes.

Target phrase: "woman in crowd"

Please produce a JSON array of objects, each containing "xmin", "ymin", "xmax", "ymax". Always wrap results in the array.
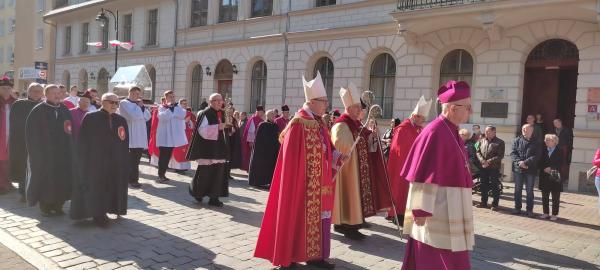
[{"xmin": 539, "ymin": 134, "xmax": 564, "ymax": 221}]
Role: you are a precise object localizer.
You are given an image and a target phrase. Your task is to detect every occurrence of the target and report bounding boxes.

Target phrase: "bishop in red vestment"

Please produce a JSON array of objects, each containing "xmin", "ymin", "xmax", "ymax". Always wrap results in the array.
[
  {"xmin": 254, "ymin": 72, "xmax": 344, "ymax": 269},
  {"xmin": 387, "ymin": 96, "xmax": 431, "ymax": 224},
  {"xmin": 400, "ymin": 81, "xmax": 474, "ymax": 270}
]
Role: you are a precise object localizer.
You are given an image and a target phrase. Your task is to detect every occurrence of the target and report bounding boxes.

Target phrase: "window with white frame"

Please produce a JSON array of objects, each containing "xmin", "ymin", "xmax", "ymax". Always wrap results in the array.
[
  {"xmin": 147, "ymin": 9, "xmax": 158, "ymax": 46},
  {"xmin": 81, "ymin": 22, "xmax": 89, "ymax": 53},
  {"xmin": 191, "ymin": 0, "xmax": 208, "ymax": 27},
  {"xmin": 122, "ymin": 14, "xmax": 132, "ymax": 42},
  {"xmin": 64, "ymin": 26, "xmax": 71, "ymax": 55},
  {"xmin": 36, "ymin": 0, "xmax": 45, "ymax": 12},
  {"xmin": 219, "ymin": 0, "xmax": 238, "ymax": 23},
  {"xmin": 36, "ymin": 28, "xmax": 44, "ymax": 49}
]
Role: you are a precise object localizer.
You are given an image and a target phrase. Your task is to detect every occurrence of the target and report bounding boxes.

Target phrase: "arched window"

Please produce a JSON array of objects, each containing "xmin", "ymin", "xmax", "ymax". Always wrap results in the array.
[
  {"xmin": 440, "ymin": 49, "xmax": 473, "ymax": 86},
  {"xmin": 313, "ymin": 57, "xmax": 334, "ymax": 110},
  {"xmin": 148, "ymin": 67, "xmax": 156, "ymax": 101},
  {"xmin": 97, "ymin": 68, "xmax": 109, "ymax": 94},
  {"xmin": 250, "ymin": 61, "xmax": 267, "ymax": 110},
  {"xmin": 190, "ymin": 64, "xmax": 203, "ymax": 110},
  {"xmin": 369, "ymin": 53, "xmax": 395, "ymax": 118},
  {"xmin": 215, "ymin": 60, "xmax": 233, "ymax": 100},
  {"xmin": 79, "ymin": 69, "xmax": 88, "ymax": 91}
]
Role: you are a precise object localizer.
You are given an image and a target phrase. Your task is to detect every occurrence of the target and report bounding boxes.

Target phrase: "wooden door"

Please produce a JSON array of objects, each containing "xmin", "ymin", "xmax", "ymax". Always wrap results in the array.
[{"xmin": 522, "ymin": 67, "xmax": 559, "ymax": 129}]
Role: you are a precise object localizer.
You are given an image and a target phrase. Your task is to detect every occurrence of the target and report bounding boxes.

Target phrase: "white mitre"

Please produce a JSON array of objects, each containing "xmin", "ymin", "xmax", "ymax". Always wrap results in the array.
[
  {"xmin": 303, "ymin": 71, "xmax": 327, "ymax": 102},
  {"xmin": 340, "ymin": 81, "xmax": 362, "ymax": 108},
  {"xmin": 412, "ymin": 95, "xmax": 433, "ymax": 118}
]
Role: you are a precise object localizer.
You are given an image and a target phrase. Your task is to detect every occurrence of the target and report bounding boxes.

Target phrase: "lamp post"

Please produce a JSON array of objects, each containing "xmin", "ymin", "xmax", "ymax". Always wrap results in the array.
[{"xmin": 96, "ymin": 8, "xmax": 119, "ymax": 73}]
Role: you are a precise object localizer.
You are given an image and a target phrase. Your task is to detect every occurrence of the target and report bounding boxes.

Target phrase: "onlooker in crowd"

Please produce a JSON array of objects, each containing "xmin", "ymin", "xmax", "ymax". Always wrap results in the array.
[
  {"xmin": 510, "ymin": 124, "xmax": 542, "ymax": 217},
  {"xmin": 199, "ymin": 97, "xmax": 208, "ymax": 110},
  {"xmin": 552, "ymin": 118, "xmax": 573, "ymax": 179},
  {"xmin": 476, "ymin": 125, "xmax": 505, "ymax": 210},
  {"xmin": 526, "ymin": 114, "xmax": 543, "ymax": 143},
  {"xmin": 471, "ymin": 124, "xmax": 483, "ymax": 143},
  {"xmin": 592, "ymin": 147, "xmax": 600, "ymax": 215},
  {"xmin": 0, "ymin": 76, "xmax": 16, "ymax": 194},
  {"xmin": 86, "ymin": 88, "xmax": 100, "ymax": 112},
  {"xmin": 535, "ymin": 113, "xmax": 547, "ymax": 135},
  {"xmin": 460, "ymin": 128, "xmax": 480, "ymax": 175},
  {"xmin": 64, "ymin": 86, "xmax": 79, "ymax": 109},
  {"xmin": 538, "ymin": 134, "xmax": 564, "ymax": 221}
]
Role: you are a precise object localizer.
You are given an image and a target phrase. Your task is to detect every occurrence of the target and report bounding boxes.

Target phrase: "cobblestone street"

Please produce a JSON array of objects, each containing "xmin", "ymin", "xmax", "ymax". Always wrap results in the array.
[{"xmin": 0, "ymin": 160, "xmax": 598, "ymax": 270}]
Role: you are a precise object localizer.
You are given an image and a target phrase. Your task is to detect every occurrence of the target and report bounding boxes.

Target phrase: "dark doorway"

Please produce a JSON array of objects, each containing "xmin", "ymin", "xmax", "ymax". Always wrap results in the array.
[{"xmin": 522, "ymin": 39, "xmax": 579, "ymax": 132}]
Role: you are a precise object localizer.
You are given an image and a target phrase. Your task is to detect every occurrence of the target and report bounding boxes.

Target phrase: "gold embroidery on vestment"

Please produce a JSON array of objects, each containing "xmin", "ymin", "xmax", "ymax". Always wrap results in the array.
[{"xmin": 304, "ymin": 124, "xmax": 322, "ymax": 260}]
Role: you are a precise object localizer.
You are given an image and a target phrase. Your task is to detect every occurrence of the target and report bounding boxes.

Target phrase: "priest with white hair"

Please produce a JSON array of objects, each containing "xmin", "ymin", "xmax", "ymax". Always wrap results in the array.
[{"xmin": 254, "ymin": 72, "xmax": 346, "ymax": 269}]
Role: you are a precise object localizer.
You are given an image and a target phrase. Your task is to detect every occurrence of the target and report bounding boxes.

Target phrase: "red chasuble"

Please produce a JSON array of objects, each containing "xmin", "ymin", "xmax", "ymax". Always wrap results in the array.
[
  {"xmin": 172, "ymin": 110, "xmax": 195, "ymax": 162},
  {"xmin": 254, "ymin": 109, "xmax": 335, "ymax": 267},
  {"xmin": 241, "ymin": 115, "xmax": 262, "ymax": 171},
  {"xmin": 387, "ymin": 118, "xmax": 422, "ymax": 217}
]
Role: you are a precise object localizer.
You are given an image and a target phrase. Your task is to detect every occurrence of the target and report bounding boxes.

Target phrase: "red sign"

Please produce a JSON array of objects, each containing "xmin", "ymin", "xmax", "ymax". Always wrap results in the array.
[{"xmin": 588, "ymin": 105, "xmax": 598, "ymax": 113}]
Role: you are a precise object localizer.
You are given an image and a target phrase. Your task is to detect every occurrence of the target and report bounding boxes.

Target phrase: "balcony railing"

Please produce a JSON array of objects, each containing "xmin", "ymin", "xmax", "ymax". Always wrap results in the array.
[{"xmin": 397, "ymin": 0, "xmax": 492, "ymax": 11}]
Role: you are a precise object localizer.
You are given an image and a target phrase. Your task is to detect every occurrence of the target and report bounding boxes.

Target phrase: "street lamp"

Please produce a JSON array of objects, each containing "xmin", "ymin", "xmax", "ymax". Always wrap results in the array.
[{"xmin": 96, "ymin": 8, "xmax": 119, "ymax": 73}]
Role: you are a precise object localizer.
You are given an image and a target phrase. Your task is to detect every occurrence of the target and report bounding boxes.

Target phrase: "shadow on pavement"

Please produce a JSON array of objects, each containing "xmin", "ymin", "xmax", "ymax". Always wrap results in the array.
[{"xmin": 473, "ymin": 234, "xmax": 598, "ymax": 270}]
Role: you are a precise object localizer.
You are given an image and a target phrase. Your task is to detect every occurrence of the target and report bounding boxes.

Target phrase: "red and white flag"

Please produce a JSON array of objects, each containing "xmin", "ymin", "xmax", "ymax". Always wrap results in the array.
[
  {"xmin": 86, "ymin": 41, "xmax": 103, "ymax": 48},
  {"xmin": 109, "ymin": 40, "xmax": 134, "ymax": 51}
]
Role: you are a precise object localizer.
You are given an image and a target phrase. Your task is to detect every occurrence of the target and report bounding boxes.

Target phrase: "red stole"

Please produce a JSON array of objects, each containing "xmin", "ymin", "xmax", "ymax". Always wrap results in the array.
[
  {"xmin": 172, "ymin": 110, "xmax": 196, "ymax": 162},
  {"xmin": 254, "ymin": 109, "xmax": 335, "ymax": 266},
  {"xmin": 148, "ymin": 108, "xmax": 160, "ymax": 158},
  {"xmin": 387, "ymin": 118, "xmax": 422, "ymax": 216}
]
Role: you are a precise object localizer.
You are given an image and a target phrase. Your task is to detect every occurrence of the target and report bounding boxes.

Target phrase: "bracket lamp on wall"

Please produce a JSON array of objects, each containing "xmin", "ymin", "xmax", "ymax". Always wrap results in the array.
[{"xmin": 205, "ymin": 66, "xmax": 212, "ymax": 76}]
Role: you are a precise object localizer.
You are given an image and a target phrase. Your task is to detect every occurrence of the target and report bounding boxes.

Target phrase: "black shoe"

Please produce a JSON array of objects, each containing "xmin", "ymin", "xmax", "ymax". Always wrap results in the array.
[
  {"xmin": 157, "ymin": 176, "xmax": 169, "ymax": 183},
  {"xmin": 130, "ymin": 182, "xmax": 142, "ymax": 188},
  {"xmin": 208, "ymin": 199, "xmax": 224, "ymax": 207},
  {"xmin": 361, "ymin": 222, "xmax": 371, "ymax": 228},
  {"xmin": 343, "ymin": 229, "xmax": 366, "ymax": 241},
  {"xmin": 333, "ymin": 225, "xmax": 347, "ymax": 234},
  {"xmin": 93, "ymin": 215, "xmax": 109, "ymax": 227},
  {"xmin": 512, "ymin": 209, "xmax": 522, "ymax": 215},
  {"xmin": 306, "ymin": 260, "xmax": 335, "ymax": 269}
]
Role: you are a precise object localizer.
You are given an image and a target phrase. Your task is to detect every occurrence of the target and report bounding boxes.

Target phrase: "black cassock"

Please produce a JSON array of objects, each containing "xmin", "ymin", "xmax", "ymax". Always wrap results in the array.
[
  {"xmin": 25, "ymin": 102, "xmax": 74, "ymax": 208},
  {"xmin": 70, "ymin": 110, "xmax": 130, "ymax": 219},
  {"xmin": 9, "ymin": 99, "xmax": 40, "ymax": 184},
  {"xmin": 229, "ymin": 119, "xmax": 242, "ymax": 169},
  {"xmin": 248, "ymin": 121, "xmax": 280, "ymax": 187}
]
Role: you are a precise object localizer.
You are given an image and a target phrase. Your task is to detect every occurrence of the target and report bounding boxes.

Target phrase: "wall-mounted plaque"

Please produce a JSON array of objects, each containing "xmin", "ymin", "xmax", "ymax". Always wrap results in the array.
[
  {"xmin": 588, "ymin": 88, "xmax": 600, "ymax": 103},
  {"xmin": 487, "ymin": 88, "xmax": 505, "ymax": 100},
  {"xmin": 481, "ymin": 102, "xmax": 509, "ymax": 118}
]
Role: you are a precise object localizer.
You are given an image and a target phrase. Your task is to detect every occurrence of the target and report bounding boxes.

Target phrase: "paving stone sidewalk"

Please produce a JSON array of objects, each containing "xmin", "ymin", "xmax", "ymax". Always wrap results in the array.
[{"xmin": 0, "ymin": 160, "xmax": 597, "ymax": 269}]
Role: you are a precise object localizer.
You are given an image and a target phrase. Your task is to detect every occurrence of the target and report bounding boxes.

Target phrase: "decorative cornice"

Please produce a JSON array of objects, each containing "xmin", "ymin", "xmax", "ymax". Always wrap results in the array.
[{"xmin": 55, "ymin": 47, "xmax": 172, "ymax": 64}]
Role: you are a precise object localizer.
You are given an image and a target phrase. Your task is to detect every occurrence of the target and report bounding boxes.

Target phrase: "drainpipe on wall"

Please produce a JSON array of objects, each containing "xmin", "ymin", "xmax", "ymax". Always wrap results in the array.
[
  {"xmin": 171, "ymin": 0, "xmax": 179, "ymax": 91},
  {"xmin": 281, "ymin": 0, "xmax": 291, "ymax": 105}
]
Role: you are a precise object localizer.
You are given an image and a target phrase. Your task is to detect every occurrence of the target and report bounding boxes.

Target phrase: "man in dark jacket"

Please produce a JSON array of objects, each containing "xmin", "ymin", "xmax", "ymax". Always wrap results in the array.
[
  {"xmin": 476, "ymin": 125, "xmax": 505, "ymax": 210},
  {"xmin": 510, "ymin": 124, "xmax": 542, "ymax": 217},
  {"xmin": 552, "ymin": 118, "xmax": 573, "ymax": 178}
]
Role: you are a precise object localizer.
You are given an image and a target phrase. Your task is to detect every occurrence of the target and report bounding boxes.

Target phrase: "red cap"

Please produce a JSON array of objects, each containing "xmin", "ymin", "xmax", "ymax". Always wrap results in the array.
[{"xmin": 437, "ymin": 80, "xmax": 470, "ymax": 103}]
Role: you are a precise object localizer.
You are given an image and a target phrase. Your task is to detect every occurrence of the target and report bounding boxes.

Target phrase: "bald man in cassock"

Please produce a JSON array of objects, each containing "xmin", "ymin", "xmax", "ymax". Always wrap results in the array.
[
  {"xmin": 9, "ymin": 82, "xmax": 43, "ymax": 201},
  {"xmin": 71, "ymin": 93, "xmax": 129, "ymax": 227},
  {"xmin": 400, "ymin": 81, "xmax": 475, "ymax": 270}
]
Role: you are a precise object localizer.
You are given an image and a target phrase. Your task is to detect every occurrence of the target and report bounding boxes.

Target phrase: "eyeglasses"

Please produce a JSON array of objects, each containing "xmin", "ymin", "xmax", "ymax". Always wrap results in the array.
[{"xmin": 105, "ymin": 100, "xmax": 120, "ymax": 106}]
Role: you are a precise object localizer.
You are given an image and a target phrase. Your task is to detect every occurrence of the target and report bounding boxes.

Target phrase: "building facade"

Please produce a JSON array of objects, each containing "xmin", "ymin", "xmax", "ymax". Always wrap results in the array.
[
  {"xmin": 45, "ymin": 0, "xmax": 600, "ymax": 191},
  {"xmin": 13, "ymin": 0, "xmax": 56, "ymax": 93},
  {"xmin": 0, "ymin": 0, "xmax": 15, "ymax": 79}
]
